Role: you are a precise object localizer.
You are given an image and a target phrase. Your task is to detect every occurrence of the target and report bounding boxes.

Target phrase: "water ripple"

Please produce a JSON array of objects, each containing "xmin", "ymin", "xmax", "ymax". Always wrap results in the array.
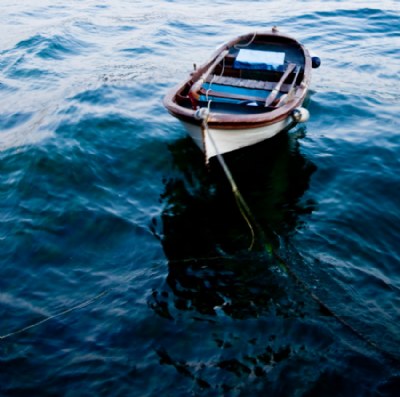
[{"xmin": 1, "ymin": 1, "xmax": 400, "ymax": 396}]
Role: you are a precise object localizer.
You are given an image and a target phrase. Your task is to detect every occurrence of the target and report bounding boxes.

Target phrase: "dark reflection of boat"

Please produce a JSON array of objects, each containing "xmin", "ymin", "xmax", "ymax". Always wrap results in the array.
[
  {"xmin": 149, "ymin": 132, "xmax": 399, "ymax": 395},
  {"xmin": 151, "ymin": 129, "xmax": 317, "ymax": 320}
]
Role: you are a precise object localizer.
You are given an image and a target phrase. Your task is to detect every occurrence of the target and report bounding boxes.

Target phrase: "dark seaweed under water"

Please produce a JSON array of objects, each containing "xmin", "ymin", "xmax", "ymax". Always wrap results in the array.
[{"xmin": 1, "ymin": 1, "xmax": 400, "ymax": 396}]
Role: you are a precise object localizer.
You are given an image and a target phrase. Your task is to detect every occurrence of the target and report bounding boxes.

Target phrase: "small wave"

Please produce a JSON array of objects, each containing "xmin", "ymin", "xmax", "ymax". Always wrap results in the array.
[
  {"xmin": 14, "ymin": 33, "xmax": 93, "ymax": 60},
  {"xmin": 0, "ymin": 112, "xmax": 32, "ymax": 131},
  {"xmin": 1, "ymin": 2, "xmax": 399, "ymax": 396},
  {"xmin": 0, "ymin": 119, "xmax": 54, "ymax": 153}
]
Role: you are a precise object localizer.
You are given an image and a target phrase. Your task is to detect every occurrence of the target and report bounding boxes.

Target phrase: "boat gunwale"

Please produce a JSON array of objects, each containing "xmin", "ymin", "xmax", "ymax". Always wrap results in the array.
[{"xmin": 163, "ymin": 30, "xmax": 312, "ymax": 130}]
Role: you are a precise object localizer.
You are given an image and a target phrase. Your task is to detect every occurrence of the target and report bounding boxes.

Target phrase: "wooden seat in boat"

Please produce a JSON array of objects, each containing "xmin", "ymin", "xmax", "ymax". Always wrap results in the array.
[
  {"xmin": 204, "ymin": 75, "xmax": 291, "ymax": 93},
  {"xmin": 201, "ymin": 62, "xmax": 296, "ymax": 105}
]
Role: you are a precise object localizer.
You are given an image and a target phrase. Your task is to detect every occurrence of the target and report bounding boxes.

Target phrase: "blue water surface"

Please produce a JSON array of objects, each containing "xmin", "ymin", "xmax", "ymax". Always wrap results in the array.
[{"xmin": 1, "ymin": 1, "xmax": 400, "ymax": 396}]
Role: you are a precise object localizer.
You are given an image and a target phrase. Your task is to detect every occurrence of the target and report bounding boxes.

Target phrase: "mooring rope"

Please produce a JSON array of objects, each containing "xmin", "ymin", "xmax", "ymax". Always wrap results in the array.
[
  {"xmin": 200, "ymin": 52, "xmax": 258, "ymax": 249},
  {"xmin": 0, "ymin": 289, "xmax": 109, "ymax": 341},
  {"xmin": 202, "ymin": 118, "xmax": 257, "ymax": 250},
  {"xmin": 234, "ymin": 31, "xmax": 257, "ymax": 49},
  {"xmin": 199, "ymin": 112, "xmax": 400, "ymax": 366},
  {"xmin": 2, "ymin": 117, "xmax": 399, "ymax": 367},
  {"xmin": 205, "ymin": 54, "xmax": 226, "ymax": 103}
]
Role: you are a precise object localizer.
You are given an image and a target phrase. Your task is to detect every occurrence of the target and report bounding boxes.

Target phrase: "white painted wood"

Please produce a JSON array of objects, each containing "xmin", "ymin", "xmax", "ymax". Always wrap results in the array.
[{"xmin": 181, "ymin": 117, "xmax": 293, "ymax": 160}]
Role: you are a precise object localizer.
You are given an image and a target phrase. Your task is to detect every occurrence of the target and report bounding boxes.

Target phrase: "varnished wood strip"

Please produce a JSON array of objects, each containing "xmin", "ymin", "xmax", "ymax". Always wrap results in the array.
[
  {"xmin": 264, "ymin": 63, "xmax": 296, "ymax": 107},
  {"xmin": 199, "ymin": 87, "xmax": 266, "ymax": 103}
]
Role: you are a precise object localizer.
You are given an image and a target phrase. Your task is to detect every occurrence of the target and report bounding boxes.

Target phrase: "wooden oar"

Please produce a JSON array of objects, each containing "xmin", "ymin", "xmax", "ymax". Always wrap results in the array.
[
  {"xmin": 285, "ymin": 65, "xmax": 301, "ymax": 101},
  {"xmin": 189, "ymin": 49, "xmax": 229, "ymax": 104},
  {"xmin": 276, "ymin": 65, "xmax": 301, "ymax": 106},
  {"xmin": 264, "ymin": 63, "xmax": 296, "ymax": 107}
]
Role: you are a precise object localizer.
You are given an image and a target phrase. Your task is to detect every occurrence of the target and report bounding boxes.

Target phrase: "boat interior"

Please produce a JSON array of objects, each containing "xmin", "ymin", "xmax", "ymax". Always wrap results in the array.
[{"xmin": 175, "ymin": 35, "xmax": 306, "ymax": 115}]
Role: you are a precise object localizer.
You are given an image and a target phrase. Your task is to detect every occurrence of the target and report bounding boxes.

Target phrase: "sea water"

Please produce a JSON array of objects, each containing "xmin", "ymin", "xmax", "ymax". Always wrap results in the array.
[{"xmin": 1, "ymin": 1, "xmax": 399, "ymax": 395}]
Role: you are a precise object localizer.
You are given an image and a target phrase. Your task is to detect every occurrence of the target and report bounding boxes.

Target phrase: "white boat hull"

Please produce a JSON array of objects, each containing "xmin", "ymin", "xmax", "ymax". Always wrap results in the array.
[{"xmin": 181, "ymin": 116, "xmax": 294, "ymax": 160}]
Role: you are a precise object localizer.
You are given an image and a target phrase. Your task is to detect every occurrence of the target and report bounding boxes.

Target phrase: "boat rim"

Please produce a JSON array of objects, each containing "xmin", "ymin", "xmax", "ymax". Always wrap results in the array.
[{"xmin": 163, "ymin": 30, "xmax": 312, "ymax": 129}]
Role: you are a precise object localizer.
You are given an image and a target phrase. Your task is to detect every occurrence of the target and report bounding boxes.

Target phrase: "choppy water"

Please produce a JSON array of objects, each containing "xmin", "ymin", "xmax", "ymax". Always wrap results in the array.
[{"xmin": 1, "ymin": 1, "xmax": 400, "ymax": 396}]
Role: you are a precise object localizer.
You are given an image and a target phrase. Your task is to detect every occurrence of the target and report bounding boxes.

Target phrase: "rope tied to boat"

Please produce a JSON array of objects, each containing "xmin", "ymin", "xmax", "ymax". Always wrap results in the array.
[
  {"xmin": 196, "ymin": 107, "xmax": 258, "ymax": 251},
  {"xmin": 234, "ymin": 31, "xmax": 257, "ymax": 49},
  {"xmin": 193, "ymin": 107, "xmax": 400, "ymax": 366}
]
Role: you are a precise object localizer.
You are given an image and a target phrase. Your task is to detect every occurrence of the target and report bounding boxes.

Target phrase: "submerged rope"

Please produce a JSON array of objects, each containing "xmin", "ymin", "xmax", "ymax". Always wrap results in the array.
[
  {"xmin": 200, "ymin": 113, "xmax": 400, "ymax": 366},
  {"xmin": 0, "ymin": 289, "xmax": 109, "ymax": 341},
  {"xmin": 202, "ymin": 118, "xmax": 256, "ymax": 250}
]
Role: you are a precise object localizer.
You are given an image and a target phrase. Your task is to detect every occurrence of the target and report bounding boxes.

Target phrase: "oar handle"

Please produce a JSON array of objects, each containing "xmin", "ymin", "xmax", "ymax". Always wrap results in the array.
[
  {"xmin": 264, "ymin": 63, "xmax": 296, "ymax": 107},
  {"xmin": 189, "ymin": 50, "xmax": 229, "ymax": 103}
]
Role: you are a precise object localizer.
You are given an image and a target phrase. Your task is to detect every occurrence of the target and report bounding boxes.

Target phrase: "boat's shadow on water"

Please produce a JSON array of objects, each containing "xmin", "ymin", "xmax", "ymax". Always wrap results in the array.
[
  {"xmin": 148, "ymin": 130, "xmax": 400, "ymax": 395},
  {"xmin": 153, "ymin": 130, "xmax": 322, "ymax": 306},
  {"xmin": 164, "ymin": 127, "xmax": 317, "ymax": 254},
  {"xmin": 152, "ymin": 128, "xmax": 318, "ymax": 320},
  {"xmin": 146, "ymin": 129, "xmax": 333, "ymax": 393}
]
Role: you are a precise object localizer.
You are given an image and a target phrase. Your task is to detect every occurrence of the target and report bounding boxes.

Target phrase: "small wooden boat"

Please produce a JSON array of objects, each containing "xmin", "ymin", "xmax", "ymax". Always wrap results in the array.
[{"xmin": 163, "ymin": 28, "xmax": 320, "ymax": 161}]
